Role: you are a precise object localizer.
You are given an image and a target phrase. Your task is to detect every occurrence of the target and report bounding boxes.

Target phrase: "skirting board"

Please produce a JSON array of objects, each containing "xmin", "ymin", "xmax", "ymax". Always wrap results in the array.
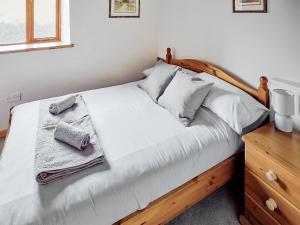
[{"xmin": 0, "ymin": 130, "xmax": 7, "ymax": 138}]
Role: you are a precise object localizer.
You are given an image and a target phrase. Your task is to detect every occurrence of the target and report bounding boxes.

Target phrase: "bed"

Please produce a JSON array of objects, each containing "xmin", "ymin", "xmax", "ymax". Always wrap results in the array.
[{"xmin": 0, "ymin": 48, "xmax": 269, "ymax": 225}]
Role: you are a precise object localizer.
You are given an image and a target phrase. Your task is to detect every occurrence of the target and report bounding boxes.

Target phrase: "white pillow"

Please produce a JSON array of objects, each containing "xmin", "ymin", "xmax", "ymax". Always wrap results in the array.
[
  {"xmin": 158, "ymin": 71, "xmax": 213, "ymax": 126},
  {"xmin": 200, "ymin": 73, "xmax": 269, "ymax": 134},
  {"xmin": 138, "ymin": 62, "xmax": 179, "ymax": 102}
]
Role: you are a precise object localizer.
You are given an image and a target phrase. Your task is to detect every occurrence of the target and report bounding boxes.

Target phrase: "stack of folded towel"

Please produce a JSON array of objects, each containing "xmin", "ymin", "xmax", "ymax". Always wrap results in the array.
[
  {"xmin": 49, "ymin": 95, "xmax": 77, "ymax": 115},
  {"xmin": 49, "ymin": 95, "xmax": 91, "ymax": 151},
  {"xmin": 54, "ymin": 121, "xmax": 90, "ymax": 151},
  {"xmin": 35, "ymin": 95, "xmax": 105, "ymax": 184}
]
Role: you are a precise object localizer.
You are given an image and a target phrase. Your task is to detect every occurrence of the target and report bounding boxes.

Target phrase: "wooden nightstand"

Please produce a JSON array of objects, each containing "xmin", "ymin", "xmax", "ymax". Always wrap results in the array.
[{"xmin": 240, "ymin": 123, "xmax": 300, "ymax": 225}]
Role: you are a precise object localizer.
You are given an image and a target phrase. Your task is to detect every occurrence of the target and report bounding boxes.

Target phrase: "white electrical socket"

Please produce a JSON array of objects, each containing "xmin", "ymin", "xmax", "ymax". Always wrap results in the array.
[{"xmin": 5, "ymin": 92, "xmax": 21, "ymax": 103}]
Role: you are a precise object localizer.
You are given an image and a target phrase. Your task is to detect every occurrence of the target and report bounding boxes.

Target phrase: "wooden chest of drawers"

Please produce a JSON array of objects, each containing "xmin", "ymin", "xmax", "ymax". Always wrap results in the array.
[{"xmin": 240, "ymin": 124, "xmax": 300, "ymax": 225}]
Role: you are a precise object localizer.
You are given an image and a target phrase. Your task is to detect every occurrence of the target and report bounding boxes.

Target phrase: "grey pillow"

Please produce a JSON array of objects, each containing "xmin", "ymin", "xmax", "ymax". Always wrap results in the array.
[
  {"xmin": 143, "ymin": 62, "xmax": 197, "ymax": 77},
  {"xmin": 138, "ymin": 62, "xmax": 179, "ymax": 102},
  {"xmin": 158, "ymin": 71, "xmax": 213, "ymax": 126},
  {"xmin": 142, "ymin": 60, "xmax": 164, "ymax": 77},
  {"xmin": 181, "ymin": 68, "xmax": 198, "ymax": 76}
]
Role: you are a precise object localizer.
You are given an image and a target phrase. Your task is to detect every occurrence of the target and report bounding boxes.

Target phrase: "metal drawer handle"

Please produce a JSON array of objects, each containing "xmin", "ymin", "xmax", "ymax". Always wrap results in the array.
[
  {"xmin": 266, "ymin": 170, "xmax": 278, "ymax": 182},
  {"xmin": 266, "ymin": 198, "xmax": 277, "ymax": 211}
]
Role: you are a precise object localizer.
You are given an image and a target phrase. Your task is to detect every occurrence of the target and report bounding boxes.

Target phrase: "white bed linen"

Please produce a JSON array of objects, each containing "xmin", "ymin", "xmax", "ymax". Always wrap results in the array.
[{"xmin": 0, "ymin": 82, "xmax": 241, "ymax": 225}]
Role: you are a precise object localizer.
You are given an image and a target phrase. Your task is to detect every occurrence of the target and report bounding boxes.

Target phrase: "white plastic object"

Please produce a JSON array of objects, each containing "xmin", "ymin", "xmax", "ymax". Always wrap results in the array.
[
  {"xmin": 275, "ymin": 113, "xmax": 293, "ymax": 133},
  {"xmin": 273, "ymin": 89, "xmax": 295, "ymax": 133}
]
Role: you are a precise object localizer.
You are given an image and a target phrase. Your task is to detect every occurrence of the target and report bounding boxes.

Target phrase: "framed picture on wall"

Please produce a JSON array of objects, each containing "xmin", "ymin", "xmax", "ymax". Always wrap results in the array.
[
  {"xmin": 233, "ymin": 0, "xmax": 267, "ymax": 13},
  {"xmin": 109, "ymin": 0, "xmax": 140, "ymax": 18}
]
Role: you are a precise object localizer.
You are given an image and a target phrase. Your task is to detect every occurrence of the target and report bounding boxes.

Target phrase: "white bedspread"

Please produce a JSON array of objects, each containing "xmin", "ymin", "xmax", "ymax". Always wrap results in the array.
[{"xmin": 0, "ymin": 82, "xmax": 241, "ymax": 225}]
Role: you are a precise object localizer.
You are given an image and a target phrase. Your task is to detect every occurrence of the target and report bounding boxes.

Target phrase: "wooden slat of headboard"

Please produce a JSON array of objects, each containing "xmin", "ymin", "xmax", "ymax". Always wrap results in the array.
[{"xmin": 166, "ymin": 48, "xmax": 269, "ymax": 107}]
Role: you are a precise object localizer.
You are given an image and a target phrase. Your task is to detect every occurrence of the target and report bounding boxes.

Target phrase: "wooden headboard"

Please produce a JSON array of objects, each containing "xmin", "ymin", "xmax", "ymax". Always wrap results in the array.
[{"xmin": 165, "ymin": 48, "xmax": 269, "ymax": 107}]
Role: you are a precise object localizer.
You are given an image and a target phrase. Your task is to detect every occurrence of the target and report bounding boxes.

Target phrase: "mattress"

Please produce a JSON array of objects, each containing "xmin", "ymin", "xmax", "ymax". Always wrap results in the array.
[{"xmin": 0, "ymin": 82, "xmax": 241, "ymax": 225}]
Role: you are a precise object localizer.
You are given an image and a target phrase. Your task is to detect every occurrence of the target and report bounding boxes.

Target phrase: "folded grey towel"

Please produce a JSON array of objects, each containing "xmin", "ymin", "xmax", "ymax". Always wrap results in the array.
[
  {"xmin": 43, "ymin": 95, "xmax": 88, "ymax": 128},
  {"xmin": 36, "ymin": 156, "xmax": 104, "ymax": 185},
  {"xmin": 54, "ymin": 121, "xmax": 90, "ymax": 150},
  {"xmin": 35, "ymin": 96, "xmax": 105, "ymax": 185},
  {"xmin": 49, "ymin": 95, "xmax": 76, "ymax": 115}
]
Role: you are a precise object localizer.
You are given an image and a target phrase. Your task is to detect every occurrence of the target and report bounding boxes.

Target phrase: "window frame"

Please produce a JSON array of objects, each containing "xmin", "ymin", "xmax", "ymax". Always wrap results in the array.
[{"xmin": 0, "ymin": 0, "xmax": 61, "ymax": 46}]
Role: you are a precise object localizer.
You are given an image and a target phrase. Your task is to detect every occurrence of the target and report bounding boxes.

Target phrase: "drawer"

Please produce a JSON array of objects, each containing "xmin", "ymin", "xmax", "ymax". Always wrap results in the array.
[
  {"xmin": 246, "ymin": 143, "xmax": 300, "ymax": 208},
  {"xmin": 245, "ymin": 169, "xmax": 300, "ymax": 225},
  {"xmin": 245, "ymin": 193, "xmax": 280, "ymax": 225}
]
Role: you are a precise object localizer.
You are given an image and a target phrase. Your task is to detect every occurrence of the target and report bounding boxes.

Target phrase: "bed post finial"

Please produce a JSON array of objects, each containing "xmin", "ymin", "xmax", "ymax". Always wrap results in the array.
[
  {"xmin": 166, "ymin": 48, "xmax": 172, "ymax": 64},
  {"xmin": 258, "ymin": 76, "xmax": 269, "ymax": 107}
]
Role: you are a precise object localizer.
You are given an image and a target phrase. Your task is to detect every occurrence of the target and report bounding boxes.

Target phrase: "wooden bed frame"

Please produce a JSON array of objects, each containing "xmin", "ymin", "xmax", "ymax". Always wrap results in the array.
[
  {"xmin": 114, "ymin": 48, "xmax": 269, "ymax": 225},
  {"xmin": 5, "ymin": 48, "xmax": 269, "ymax": 224}
]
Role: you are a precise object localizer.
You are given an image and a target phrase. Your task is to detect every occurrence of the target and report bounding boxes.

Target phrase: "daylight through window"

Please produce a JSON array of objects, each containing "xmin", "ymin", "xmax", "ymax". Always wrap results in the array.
[{"xmin": 0, "ymin": 0, "xmax": 61, "ymax": 46}]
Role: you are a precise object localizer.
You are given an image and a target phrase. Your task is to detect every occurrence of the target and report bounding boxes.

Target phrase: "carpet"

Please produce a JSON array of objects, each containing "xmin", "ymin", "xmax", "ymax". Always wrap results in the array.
[{"xmin": 167, "ymin": 182, "xmax": 243, "ymax": 225}]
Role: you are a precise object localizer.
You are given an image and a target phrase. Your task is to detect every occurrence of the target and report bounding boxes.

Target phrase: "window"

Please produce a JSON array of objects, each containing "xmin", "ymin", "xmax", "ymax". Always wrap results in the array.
[{"xmin": 0, "ymin": 0, "xmax": 61, "ymax": 46}]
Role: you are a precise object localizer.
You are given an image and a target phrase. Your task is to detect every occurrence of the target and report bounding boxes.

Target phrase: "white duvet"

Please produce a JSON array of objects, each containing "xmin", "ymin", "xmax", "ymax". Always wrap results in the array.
[{"xmin": 0, "ymin": 82, "xmax": 240, "ymax": 225}]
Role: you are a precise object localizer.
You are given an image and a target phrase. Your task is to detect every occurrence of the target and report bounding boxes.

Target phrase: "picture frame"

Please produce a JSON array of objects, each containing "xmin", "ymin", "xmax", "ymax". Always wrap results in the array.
[
  {"xmin": 109, "ymin": 0, "xmax": 140, "ymax": 18},
  {"xmin": 233, "ymin": 0, "xmax": 267, "ymax": 13}
]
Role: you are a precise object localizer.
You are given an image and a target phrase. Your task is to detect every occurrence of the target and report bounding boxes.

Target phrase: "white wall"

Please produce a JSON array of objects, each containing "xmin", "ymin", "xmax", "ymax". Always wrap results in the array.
[
  {"xmin": 0, "ymin": 0, "xmax": 159, "ymax": 130},
  {"xmin": 158, "ymin": 0, "xmax": 300, "ymax": 88}
]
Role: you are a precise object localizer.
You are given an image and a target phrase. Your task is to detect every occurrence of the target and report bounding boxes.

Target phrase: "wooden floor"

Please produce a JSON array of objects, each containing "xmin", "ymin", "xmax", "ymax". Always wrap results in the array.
[{"xmin": 0, "ymin": 130, "xmax": 7, "ymax": 138}]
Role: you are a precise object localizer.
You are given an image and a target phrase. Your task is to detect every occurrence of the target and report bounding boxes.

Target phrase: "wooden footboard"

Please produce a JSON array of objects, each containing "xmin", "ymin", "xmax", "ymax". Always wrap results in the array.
[{"xmin": 114, "ymin": 153, "xmax": 242, "ymax": 225}]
